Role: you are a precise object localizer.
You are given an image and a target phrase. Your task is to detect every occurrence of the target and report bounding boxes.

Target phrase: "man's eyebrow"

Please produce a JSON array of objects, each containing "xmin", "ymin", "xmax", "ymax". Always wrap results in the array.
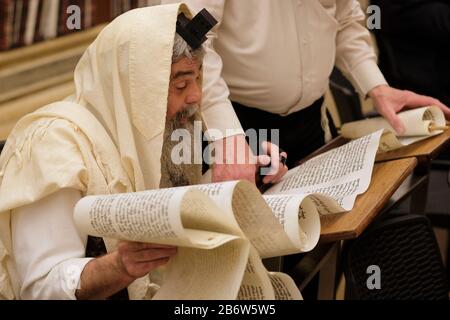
[
  {"xmin": 172, "ymin": 70, "xmax": 196, "ymax": 80},
  {"xmin": 172, "ymin": 64, "xmax": 203, "ymax": 80}
]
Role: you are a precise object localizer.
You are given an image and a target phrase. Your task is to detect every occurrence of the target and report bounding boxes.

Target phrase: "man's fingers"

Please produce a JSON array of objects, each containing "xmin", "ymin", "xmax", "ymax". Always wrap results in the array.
[
  {"xmin": 403, "ymin": 91, "xmax": 450, "ymax": 121},
  {"xmin": 125, "ymin": 257, "xmax": 172, "ymax": 278},
  {"xmin": 212, "ymin": 163, "xmax": 256, "ymax": 184},
  {"xmin": 258, "ymin": 144, "xmax": 289, "ymax": 184},
  {"xmin": 118, "ymin": 241, "xmax": 176, "ymax": 252},
  {"xmin": 404, "ymin": 91, "xmax": 450, "ymax": 118},
  {"xmin": 433, "ymin": 101, "xmax": 450, "ymax": 120},
  {"xmin": 274, "ymin": 153, "xmax": 289, "ymax": 181},
  {"xmin": 128, "ymin": 248, "xmax": 177, "ymax": 263},
  {"xmin": 404, "ymin": 91, "xmax": 439, "ymax": 108},
  {"xmin": 379, "ymin": 105, "xmax": 405, "ymax": 135},
  {"xmin": 139, "ymin": 243, "xmax": 177, "ymax": 250},
  {"xmin": 390, "ymin": 115, "xmax": 406, "ymax": 136},
  {"xmin": 404, "ymin": 91, "xmax": 433, "ymax": 107},
  {"xmin": 257, "ymin": 155, "xmax": 271, "ymax": 167},
  {"xmin": 280, "ymin": 152, "xmax": 288, "ymax": 165},
  {"xmin": 260, "ymin": 141, "xmax": 282, "ymax": 176},
  {"xmin": 263, "ymin": 164, "xmax": 288, "ymax": 185},
  {"xmin": 118, "ymin": 241, "xmax": 146, "ymax": 252},
  {"xmin": 261, "ymin": 140, "xmax": 279, "ymax": 155},
  {"xmin": 264, "ymin": 157, "xmax": 288, "ymax": 184},
  {"xmin": 262, "ymin": 151, "xmax": 289, "ymax": 184},
  {"xmin": 211, "ymin": 135, "xmax": 258, "ymax": 184},
  {"xmin": 117, "ymin": 244, "xmax": 177, "ymax": 278},
  {"xmin": 138, "ymin": 257, "xmax": 172, "ymax": 273},
  {"xmin": 275, "ymin": 165, "xmax": 289, "ymax": 183}
]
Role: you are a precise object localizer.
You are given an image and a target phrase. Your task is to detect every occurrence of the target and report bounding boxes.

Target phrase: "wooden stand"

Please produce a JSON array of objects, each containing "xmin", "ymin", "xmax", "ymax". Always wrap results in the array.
[{"xmin": 268, "ymin": 131, "xmax": 450, "ymax": 299}]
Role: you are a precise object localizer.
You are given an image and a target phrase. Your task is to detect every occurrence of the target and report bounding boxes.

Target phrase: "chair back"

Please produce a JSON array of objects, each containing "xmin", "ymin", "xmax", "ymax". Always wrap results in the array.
[{"xmin": 343, "ymin": 215, "xmax": 448, "ymax": 300}]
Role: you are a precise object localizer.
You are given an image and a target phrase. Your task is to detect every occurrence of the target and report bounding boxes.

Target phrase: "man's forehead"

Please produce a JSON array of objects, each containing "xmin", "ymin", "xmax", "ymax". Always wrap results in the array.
[{"xmin": 171, "ymin": 58, "xmax": 202, "ymax": 79}]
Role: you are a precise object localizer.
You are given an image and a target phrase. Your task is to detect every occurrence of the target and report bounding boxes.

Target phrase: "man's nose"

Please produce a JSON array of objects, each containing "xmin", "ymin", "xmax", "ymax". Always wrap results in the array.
[{"xmin": 185, "ymin": 83, "xmax": 202, "ymax": 105}]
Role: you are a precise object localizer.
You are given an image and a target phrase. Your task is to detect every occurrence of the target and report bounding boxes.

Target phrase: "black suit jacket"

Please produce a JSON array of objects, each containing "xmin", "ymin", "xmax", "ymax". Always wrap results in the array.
[{"xmin": 371, "ymin": 0, "xmax": 450, "ymax": 106}]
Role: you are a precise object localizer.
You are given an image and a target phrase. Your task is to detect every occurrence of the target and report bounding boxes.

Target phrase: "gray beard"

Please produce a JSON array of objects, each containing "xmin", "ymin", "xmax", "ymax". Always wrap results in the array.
[{"xmin": 160, "ymin": 110, "xmax": 202, "ymax": 188}]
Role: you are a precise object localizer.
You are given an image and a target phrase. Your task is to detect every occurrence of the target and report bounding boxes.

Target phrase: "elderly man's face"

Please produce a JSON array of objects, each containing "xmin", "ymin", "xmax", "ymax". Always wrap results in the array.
[
  {"xmin": 160, "ymin": 57, "xmax": 202, "ymax": 188},
  {"xmin": 167, "ymin": 57, "xmax": 202, "ymax": 124}
]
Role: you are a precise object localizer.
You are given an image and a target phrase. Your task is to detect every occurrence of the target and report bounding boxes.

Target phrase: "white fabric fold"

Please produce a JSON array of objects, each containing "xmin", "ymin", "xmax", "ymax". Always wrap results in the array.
[{"xmin": 0, "ymin": 4, "xmax": 195, "ymax": 300}]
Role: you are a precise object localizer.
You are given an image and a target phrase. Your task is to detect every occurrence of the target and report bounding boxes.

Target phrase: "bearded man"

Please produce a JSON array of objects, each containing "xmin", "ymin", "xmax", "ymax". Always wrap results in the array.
[{"xmin": 0, "ymin": 4, "xmax": 286, "ymax": 300}]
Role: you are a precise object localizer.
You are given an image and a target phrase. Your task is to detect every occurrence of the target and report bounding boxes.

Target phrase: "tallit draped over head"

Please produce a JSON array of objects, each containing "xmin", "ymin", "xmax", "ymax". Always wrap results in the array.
[{"xmin": 0, "ymin": 3, "xmax": 196, "ymax": 299}]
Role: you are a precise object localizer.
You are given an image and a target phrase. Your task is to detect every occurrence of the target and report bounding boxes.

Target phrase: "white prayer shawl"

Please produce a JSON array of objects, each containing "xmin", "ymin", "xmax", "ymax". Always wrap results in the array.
[{"xmin": 0, "ymin": 3, "xmax": 194, "ymax": 300}]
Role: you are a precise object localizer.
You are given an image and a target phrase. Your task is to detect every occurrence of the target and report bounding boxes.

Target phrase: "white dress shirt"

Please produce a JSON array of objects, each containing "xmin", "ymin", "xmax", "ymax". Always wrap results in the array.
[
  {"xmin": 11, "ymin": 189, "xmax": 92, "ymax": 300},
  {"xmin": 162, "ymin": 0, "xmax": 388, "ymax": 138}
]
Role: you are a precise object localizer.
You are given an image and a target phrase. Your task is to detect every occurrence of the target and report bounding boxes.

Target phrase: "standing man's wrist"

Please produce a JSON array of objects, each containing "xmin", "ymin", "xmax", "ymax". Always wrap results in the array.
[{"xmin": 368, "ymin": 84, "xmax": 390, "ymax": 100}]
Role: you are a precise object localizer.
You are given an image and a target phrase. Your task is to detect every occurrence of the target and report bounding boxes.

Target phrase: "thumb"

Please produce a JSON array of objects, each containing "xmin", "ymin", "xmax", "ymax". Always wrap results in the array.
[{"xmin": 257, "ymin": 155, "xmax": 271, "ymax": 167}]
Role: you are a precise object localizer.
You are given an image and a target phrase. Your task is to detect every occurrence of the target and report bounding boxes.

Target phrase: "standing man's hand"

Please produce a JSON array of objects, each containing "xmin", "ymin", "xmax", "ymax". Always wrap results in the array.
[
  {"xmin": 212, "ymin": 135, "xmax": 258, "ymax": 184},
  {"xmin": 211, "ymin": 135, "xmax": 288, "ymax": 185},
  {"xmin": 369, "ymin": 85, "xmax": 450, "ymax": 135},
  {"xmin": 257, "ymin": 141, "xmax": 288, "ymax": 185}
]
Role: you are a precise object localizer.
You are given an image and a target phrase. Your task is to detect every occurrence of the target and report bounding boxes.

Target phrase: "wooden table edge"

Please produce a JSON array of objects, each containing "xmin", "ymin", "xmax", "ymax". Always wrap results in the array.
[{"xmin": 319, "ymin": 157, "xmax": 418, "ymax": 243}]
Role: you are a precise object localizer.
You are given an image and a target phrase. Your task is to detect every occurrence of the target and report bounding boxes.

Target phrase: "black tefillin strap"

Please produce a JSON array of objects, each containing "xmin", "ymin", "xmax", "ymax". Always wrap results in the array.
[{"xmin": 176, "ymin": 9, "xmax": 218, "ymax": 49}]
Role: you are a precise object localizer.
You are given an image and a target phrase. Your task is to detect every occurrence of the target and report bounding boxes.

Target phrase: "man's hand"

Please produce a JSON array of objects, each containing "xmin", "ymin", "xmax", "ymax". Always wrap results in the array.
[
  {"xmin": 369, "ymin": 85, "xmax": 450, "ymax": 135},
  {"xmin": 115, "ymin": 242, "xmax": 177, "ymax": 279},
  {"xmin": 76, "ymin": 241, "xmax": 176, "ymax": 300},
  {"xmin": 212, "ymin": 135, "xmax": 258, "ymax": 184},
  {"xmin": 257, "ymin": 141, "xmax": 288, "ymax": 185},
  {"xmin": 211, "ymin": 135, "xmax": 288, "ymax": 186}
]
